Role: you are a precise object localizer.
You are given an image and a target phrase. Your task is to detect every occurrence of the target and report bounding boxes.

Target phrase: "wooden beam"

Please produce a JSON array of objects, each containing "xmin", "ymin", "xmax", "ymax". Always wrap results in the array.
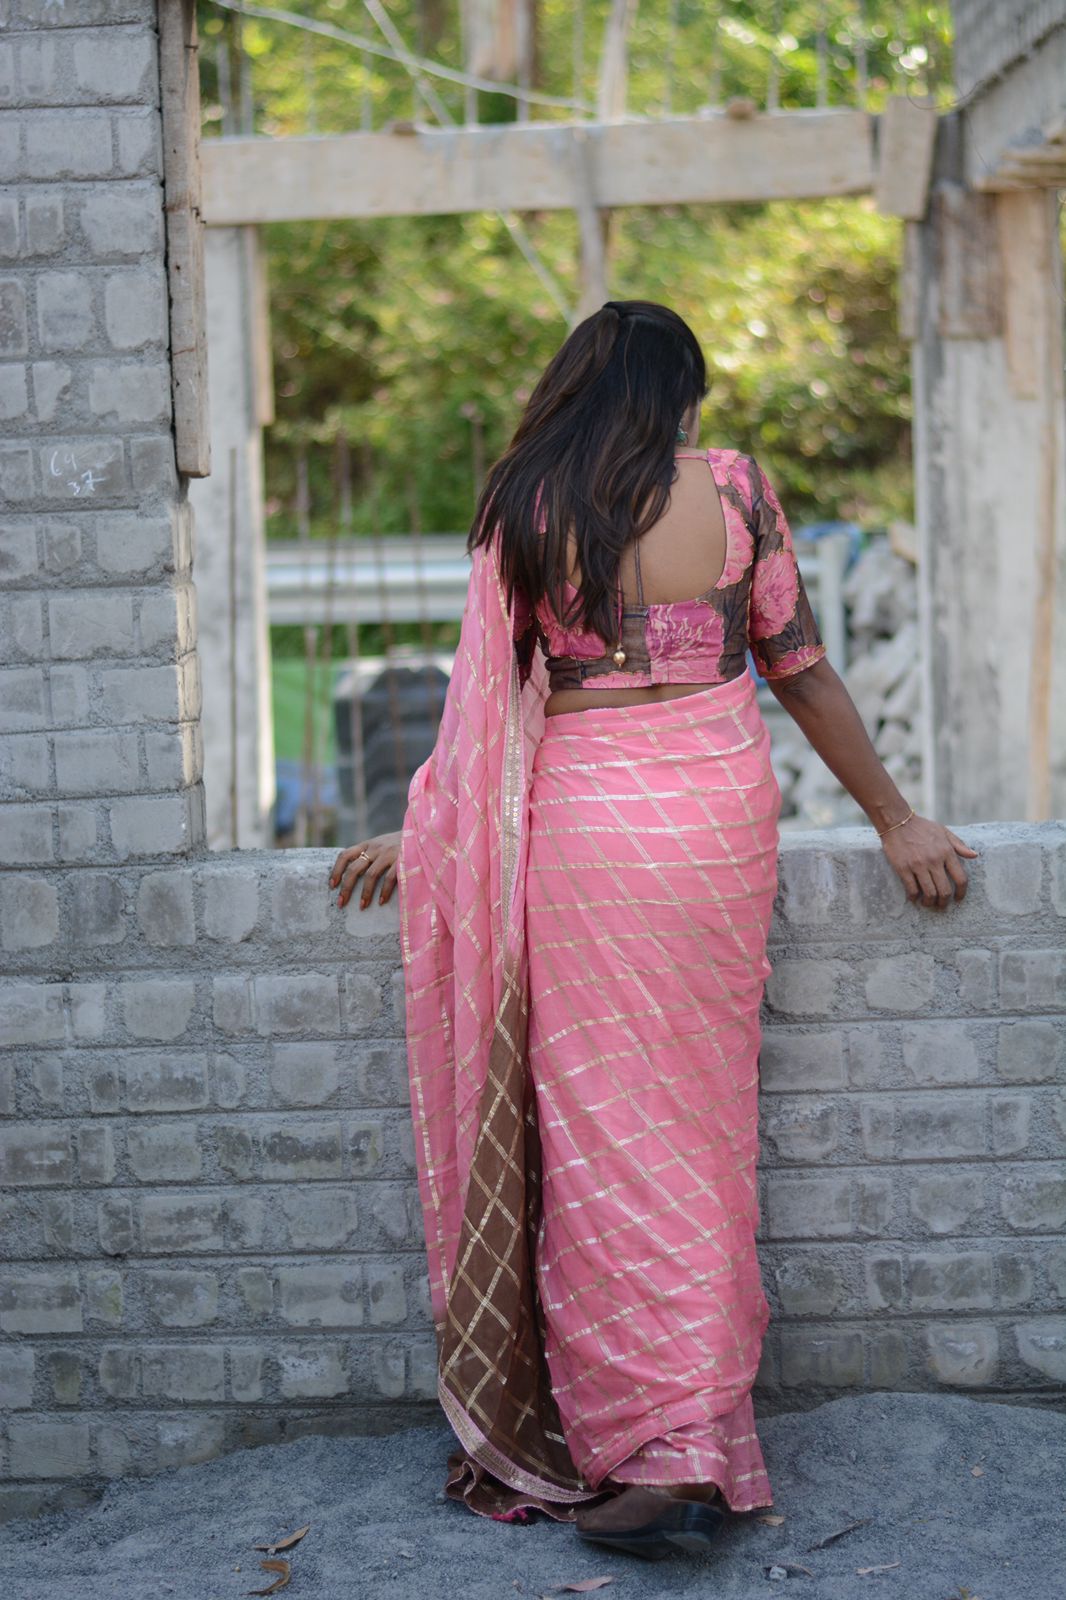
[
  {"xmin": 159, "ymin": 0, "xmax": 210, "ymax": 477},
  {"xmin": 201, "ymin": 110, "xmax": 875, "ymax": 226},
  {"xmin": 874, "ymin": 95, "xmax": 938, "ymax": 220}
]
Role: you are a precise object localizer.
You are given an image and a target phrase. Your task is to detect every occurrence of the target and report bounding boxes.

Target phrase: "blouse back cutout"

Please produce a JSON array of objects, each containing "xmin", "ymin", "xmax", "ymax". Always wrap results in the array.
[{"xmin": 514, "ymin": 446, "xmax": 827, "ymax": 691}]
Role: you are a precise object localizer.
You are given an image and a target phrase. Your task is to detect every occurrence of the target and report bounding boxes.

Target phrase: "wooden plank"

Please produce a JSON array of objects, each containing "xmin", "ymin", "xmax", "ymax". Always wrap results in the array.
[
  {"xmin": 874, "ymin": 95, "xmax": 938, "ymax": 220},
  {"xmin": 159, "ymin": 0, "xmax": 210, "ymax": 477},
  {"xmin": 933, "ymin": 184, "xmax": 1002, "ymax": 339},
  {"xmin": 201, "ymin": 110, "xmax": 875, "ymax": 225}
]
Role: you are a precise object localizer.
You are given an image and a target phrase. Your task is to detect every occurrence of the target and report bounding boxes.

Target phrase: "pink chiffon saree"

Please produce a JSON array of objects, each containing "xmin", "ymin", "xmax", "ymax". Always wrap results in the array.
[{"xmin": 398, "ymin": 530, "xmax": 781, "ymax": 1522}]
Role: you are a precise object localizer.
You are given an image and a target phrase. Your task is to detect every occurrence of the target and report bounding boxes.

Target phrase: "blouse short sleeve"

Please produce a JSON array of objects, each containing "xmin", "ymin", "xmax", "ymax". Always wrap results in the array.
[{"xmin": 745, "ymin": 456, "xmax": 828, "ymax": 681}]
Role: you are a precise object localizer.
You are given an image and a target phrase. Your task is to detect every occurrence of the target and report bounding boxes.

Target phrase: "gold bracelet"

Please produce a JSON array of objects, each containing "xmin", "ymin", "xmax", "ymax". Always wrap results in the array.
[{"xmin": 876, "ymin": 805, "xmax": 915, "ymax": 838}]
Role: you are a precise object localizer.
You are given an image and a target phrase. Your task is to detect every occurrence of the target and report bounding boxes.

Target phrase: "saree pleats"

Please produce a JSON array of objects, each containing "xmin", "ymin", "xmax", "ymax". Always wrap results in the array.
[
  {"xmin": 525, "ymin": 675, "xmax": 780, "ymax": 1511},
  {"xmin": 399, "ymin": 536, "xmax": 780, "ymax": 1520}
]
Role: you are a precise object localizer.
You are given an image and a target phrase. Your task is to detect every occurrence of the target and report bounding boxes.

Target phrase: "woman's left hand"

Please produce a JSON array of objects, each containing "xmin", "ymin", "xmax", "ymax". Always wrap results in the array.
[{"xmin": 879, "ymin": 813, "xmax": 979, "ymax": 909}]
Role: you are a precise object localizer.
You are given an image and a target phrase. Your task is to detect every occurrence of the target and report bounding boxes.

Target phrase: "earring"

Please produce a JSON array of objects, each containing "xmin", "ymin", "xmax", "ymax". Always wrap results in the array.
[{"xmin": 676, "ymin": 426, "xmax": 688, "ymax": 444}]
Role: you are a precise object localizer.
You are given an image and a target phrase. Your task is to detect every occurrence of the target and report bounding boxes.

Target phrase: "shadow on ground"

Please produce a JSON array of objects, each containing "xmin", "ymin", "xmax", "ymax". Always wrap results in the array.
[{"xmin": 4, "ymin": 1392, "xmax": 1062, "ymax": 1599}]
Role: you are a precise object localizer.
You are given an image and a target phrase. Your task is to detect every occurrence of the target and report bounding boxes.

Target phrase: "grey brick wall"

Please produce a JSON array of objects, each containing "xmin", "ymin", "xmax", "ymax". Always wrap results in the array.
[
  {"xmin": 1, "ymin": 828, "xmax": 1063, "ymax": 1520},
  {"xmin": 1, "ymin": 0, "xmax": 1064, "ymax": 1531}
]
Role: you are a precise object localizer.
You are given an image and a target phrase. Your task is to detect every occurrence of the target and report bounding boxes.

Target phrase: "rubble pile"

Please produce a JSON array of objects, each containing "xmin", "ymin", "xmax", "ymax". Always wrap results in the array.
[{"xmin": 771, "ymin": 533, "xmax": 924, "ymax": 828}]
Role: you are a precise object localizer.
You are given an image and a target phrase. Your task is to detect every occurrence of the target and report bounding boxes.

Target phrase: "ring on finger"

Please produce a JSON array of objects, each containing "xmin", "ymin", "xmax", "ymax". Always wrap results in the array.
[{"xmin": 357, "ymin": 850, "xmax": 371, "ymax": 862}]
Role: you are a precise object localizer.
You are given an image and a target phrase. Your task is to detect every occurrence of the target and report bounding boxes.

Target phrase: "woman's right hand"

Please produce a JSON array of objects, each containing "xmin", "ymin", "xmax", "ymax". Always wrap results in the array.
[{"xmin": 329, "ymin": 832, "xmax": 402, "ymax": 909}]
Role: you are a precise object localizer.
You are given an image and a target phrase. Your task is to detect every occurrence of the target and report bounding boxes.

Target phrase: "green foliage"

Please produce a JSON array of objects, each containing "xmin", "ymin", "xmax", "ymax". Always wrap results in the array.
[{"xmin": 197, "ymin": 1, "xmax": 952, "ymax": 663}]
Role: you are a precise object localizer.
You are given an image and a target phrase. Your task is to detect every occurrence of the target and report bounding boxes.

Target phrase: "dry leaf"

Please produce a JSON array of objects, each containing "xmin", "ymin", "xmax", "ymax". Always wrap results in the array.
[
  {"xmin": 856, "ymin": 1561, "xmax": 901, "ymax": 1576},
  {"xmin": 246, "ymin": 1558, "xmax": 291, "ymax": 1596},
  {"xmin": 758, "ymin": 1513, "xmax": 786, "ymax": 1526},
  {"xmin": 970, "ymin": 1466, "xmax": 984, "ymax": 1477},
  {"xmin": 806, "ymin": 1517, "xmax": 872, "ymax": 1550},
  {"xmin": 253, "ymin": 1524, "xmax": 311, "ymax": 1555},
  {"xmin": 545, "ymin": 1582, "xmax": 615, "ymax": 1596}
]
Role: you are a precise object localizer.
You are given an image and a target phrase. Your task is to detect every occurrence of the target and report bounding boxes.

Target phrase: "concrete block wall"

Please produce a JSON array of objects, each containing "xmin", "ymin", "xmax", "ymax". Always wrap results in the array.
[
  {"xmin": 1, "ymin": 828, "xmax": 1064, "ymax": 1520},
  {"xmin": 0, "ymin": 0, "xmax": 204, "ymax": 873}
]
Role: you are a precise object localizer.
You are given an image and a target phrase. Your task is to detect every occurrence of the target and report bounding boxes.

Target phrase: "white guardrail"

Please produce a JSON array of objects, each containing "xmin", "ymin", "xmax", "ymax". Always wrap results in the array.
[{"xmin": 265, "ymin": 531, "xmax": 851, "ymax": 670}]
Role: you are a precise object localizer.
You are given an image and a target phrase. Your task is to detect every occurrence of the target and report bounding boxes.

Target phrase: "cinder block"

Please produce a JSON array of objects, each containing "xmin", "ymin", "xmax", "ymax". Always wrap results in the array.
[
  {"xmin": 0, "ymin": 731, "xmax": 51, "ymax": 800},
  {"xmin": 0, "ymin": 1346, "xmax": 35, "ymax": 1408},
  {"xmin": 8, "ymin": 1419, "xmax": 90, "ymax": 1478},
  {"xmin": 365, "ymin": 1261, "xmax": 408, "ymax": 1327},
  {"xmin": 216, "ymin": 1120, "xmax": 344, "ymax": 1182},
  {"xmin": 78, "ymin": 182, "xmax": 163, "ymax": 258},
  {"xmin": 98, "ymin": 1346, "xmax": 138, "ymax": 1399},
  {"xmin": 281, "ymin": 1189, "xmax": 359, "ymax": 1251},
  {"xmin": 0, "ymin": 1124, "xmax": 73, "ymax": 1186},
  {"xmin": 956, "ymin": 948, "xmax": 995, "ymax": 1009},
  {"xmin": 54, "ymin": 729, "xmax": 140, "ymax": 795},
  {"xmin": 201, "ymin": 868, "xmax": 258, "ymax": 942},
  {"xmin": 230, "ymin": 1348, "xmax": 265, "ymax": 1402},
  {"xmin": 139, "ymin": 1196, "xmax": 223, "ymax": 1254},
  {"xmin": 990, "ymin": 1095, "xmax": 1032, "ymax": 1156},
  {"xmin": 213, "ymin": 975, "xmax": 252, "ymax": 1035},
  {"xmin": 123, "ymin": 1048, "xmax": 206, "ymax": 1109},
  {"xmin": 0, "ymin": 1268, "xmax": 82, "ymax": 1333},
  {"xmin": 0, "ymin": 279, "xmax": 28, "ymax": 355},
  {"xmin": 270, "ymin": 1043, "xmax": 340, "ymax": 1107},
  {"xmin": 349, "ymin": 1119, "xmax": 385, "ymax": 1176},
  {"xmin": 32, "ymin": 360, "xmax": 73, "ymax": 422},
  {"xmin": 340, "ymin": 971, "xmax": 384, "ymax": 1034},
  {"xmin": 779, "ymin": 1328, "xmax": 863, "ymax": 1387},
  {"xmin": 136, "ymin": 871, "xmax": 195, "ymax": 946},
  {"xmin": 129, "ymin": 433, "xmax": 178, "ymax": 499},
  {"xmin": 908, "ymin": 1251, "xmax": 994, "ymax": 1311},
  {"xmin": 141, "ymin": 1346, "xmax": 225, "ymax": 1403},
  {"xmin": 771, "ymin": 1255, "xmax": 846, "ymax": 1316},
  {"xmin": 31, "ymin": 1054, "xmax": 63, "ymax": 1110},
  {"xmin": 983, "ymin": 842, "xmax": 1043, "ymax": 914},
  {"xmin": 142, "ymin": 1270, "xmax": 218, "ymax": 1328},
  {"xmin": 0, "ymin": 523, "xmax": 38, "ymax": 579},
  {"xmin": 70, "ymin": 872, "xmax": 126, "ymax": 944},
  {"xmin": 1015, "ymin": 1318, "xmax": 1066, "ymax": 1382},
  {"xmin": 109, "ymin": 792, "xmax": 198, "ymax": 858},
  {"xmin": 277, "ymin": 1344, "xmax": 349, "ymax": 1400},
  {"xmin": 36, "ymin": 272, "xmax": 95, "ymax": 353},
  {"xmin": 97, "ymin": 1196, "xmax": 134, "ymax": 1256},
  {"xmin": 0, "ymin": 442, "xmax": 36, "ymax": 499},
  {"xmin": 765, "ymin": 1174, "xmax": 850, "ymax": 1239},
  {"xmin": 72, "ymin": 31, "xmax": 157, "ymax": 102},
  {"xmin": 759, "ymin": 1098, "xmax": 840, "ymax": 1162},
  {"xmin": 76, "ymin": 1123, "xmax": 115, "ymax": 1184},
  {"xmin": 0, "ymin": 194, "xmax": 17, "ymax": 255},
  {"xmin": 40, "ymin": 439, "xmax": 127, "ymax": 501},
  {"xmin": 276, "ymin": 1265, "xmax": 364, "ymax": 1328},
  {"xmin": 1000, "ymin": 950, "xmax": 1066, "ymax": 1011},
  {"xmin": 115, "ymin": 106, "xmax": 160, "ymax": 176},
  {"xmin": 47, "ymin": 1350, "xmax": 83, "ymax": 1406},
  {"xmin": 758, "ymin": 1029, "xmax": 846, "ymax": 1092},
  {"xmin": 120, "ymin": 979, "xmax": 196, "ymax": 1043},
  {"xmin": 896, "ymin": 1094, "xmax": 986, "ymax": 1160},
  {"xmin": 84, "ymin": 1269, "xmax": 123, "ymax": 1326},
  {"xmin": 25, "ymin": 192, "xmax": 64, "ymax": 255},
  {"xmin": 255, "ymin": 974, "xmax": 340, "ymax": 1037},
  {"xmin": 353, "ymin": 1043, "xmax": 410, "ymax": 1107},
  {"xmin": 68, "ymin": 981, "xmax": 106, "ymax": 1041},
  {"xmin": 1000, "ymin": 1170, "xmax": 1066, "ymax": 1232},
  {"xmin": 900, "ymin": 1022, "xmax": 983, "ymax": 1086},
  {"xmin": 271, "ymin": 865, "xmax": 332, "ymax": 935},
  {"xmin": 94, "ymin": 514, "xmax": 175, "ymax": 576},
  {"xmin": 153, "ymin": 1415, "xmax": 226, "ymax": 1471},
  {"xmin": 997, "ymin": 1020, "xmax": 1064, "ymax": 1083},
  {"xmin": 864, "ymin": 954, "xmax": 935, "ymax": 1012},
  {"xmin": 0, "ymin": 874, "xmax": 59, "ymax": 948},
  {"xmin": 24, "ymin": 109, "xmax": 112, "ymax": 179},
  {"xmin": 210, "ymin": 1051, "xmax": 246, "ymax": 1109},
  {"xmin": 863, "ymin": 1255, "xmax": 903, "ymax": 1312},
  {"xmin": 99, "ymin": 662, "xmax": 184, "ymax": 723},
  {"xmin": 237, "ymin": 1267, "xmax": 272, "ymax": 1319},
  {"xmin": 57, "ymin": 801, "xmax": 101, "ymax": 863},
  {"xmin": 48, "ymin": 592, "xmax": 136, "ymax": 660},
  {"xmin": 0, "ymin": 666, "xmax": 48, "ymax": 732},
  {"xmin": 908, "ymin": 1171, "xmax": 984, "ymax": 1235},
  {"xmin": 763, "ymin": 959, "xmax": 842, "ymax": 1018},
  {"xmin": 924, "ymin": 1323, "xmax": 998, "ymax": 1386},
  {"xmin": 126, "ymin": 1124, "xmax": 202, "ymax": 1183},
  {"xmin": 0, "ymin": 363, "xmax": 28, "ymax": 421},
  {"xmin": 89, "ymin": 362, "xmax": 171, "ymax": 426},
  {"xmin": 867, "ymin": 1328, "xmax": 908, "ymax": 1387},
  {"xmin": 40, "ymin": 521, "xmax": 81, "ymax": 574},
  {"xmin": 774, "ymin": 847, "xmax": 842, "ymax": 928}
]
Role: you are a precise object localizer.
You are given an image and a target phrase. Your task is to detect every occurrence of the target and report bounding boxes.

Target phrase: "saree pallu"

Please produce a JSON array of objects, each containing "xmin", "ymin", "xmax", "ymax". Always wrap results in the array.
[{"xmin": 398, "ymin": 536, "xmax": 779, "ymax": 1523}]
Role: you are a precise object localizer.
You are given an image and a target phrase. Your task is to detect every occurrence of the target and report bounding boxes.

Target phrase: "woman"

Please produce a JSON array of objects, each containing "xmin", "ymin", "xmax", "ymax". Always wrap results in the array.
[{"xmin": 329, "ymin": 301, "xmax": 977, "ymax": 1560}]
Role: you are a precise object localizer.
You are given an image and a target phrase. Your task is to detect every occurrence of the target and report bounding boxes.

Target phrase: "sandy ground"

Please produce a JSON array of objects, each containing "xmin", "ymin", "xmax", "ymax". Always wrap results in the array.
[{"xmin": 5, "ymin": 1392, "xmax": 1063, "ymax": 1600}]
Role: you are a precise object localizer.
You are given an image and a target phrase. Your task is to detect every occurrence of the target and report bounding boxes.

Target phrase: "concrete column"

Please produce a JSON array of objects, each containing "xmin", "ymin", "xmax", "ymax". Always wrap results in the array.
[
  {"xmin": 187, "ymin": 226, "xmax": 275, "ymax": 849},
  {"xmin": 907, "ymin": 126, "xmax": 1066, "ymax": 821}
]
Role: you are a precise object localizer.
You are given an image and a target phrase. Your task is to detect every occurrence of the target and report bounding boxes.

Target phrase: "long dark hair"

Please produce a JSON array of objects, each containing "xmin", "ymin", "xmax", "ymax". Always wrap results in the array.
[{"xmin": 468, "ymin": 299, "xmax": 708, "ymax": 643}]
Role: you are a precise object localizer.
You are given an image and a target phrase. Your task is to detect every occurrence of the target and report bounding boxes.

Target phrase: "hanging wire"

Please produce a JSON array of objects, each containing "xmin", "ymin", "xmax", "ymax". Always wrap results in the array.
[
  {"xmin": 303, "ymin": 32, "xmax": 317, "ymax": 134},
  {"xmin": 206, "ymin": 0, "xmax": 592, "ymax": 116}
]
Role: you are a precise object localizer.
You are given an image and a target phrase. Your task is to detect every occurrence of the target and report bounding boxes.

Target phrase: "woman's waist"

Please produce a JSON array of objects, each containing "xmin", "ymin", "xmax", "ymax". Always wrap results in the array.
[{"xmin": 533, "ymin": 670, "xmax": 769, "ymax": 762}]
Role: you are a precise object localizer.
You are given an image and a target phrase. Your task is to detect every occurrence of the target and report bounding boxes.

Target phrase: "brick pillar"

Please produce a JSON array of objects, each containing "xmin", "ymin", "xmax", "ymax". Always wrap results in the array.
[{"xmin": 0, "ymin": 0, "xmax": 205, "ymax": 873}]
